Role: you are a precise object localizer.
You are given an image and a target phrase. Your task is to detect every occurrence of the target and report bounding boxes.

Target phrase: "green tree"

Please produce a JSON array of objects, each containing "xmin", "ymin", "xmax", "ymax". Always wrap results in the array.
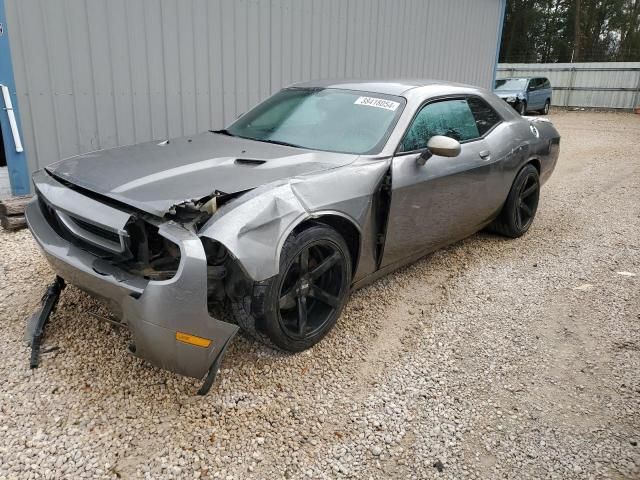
[{"xmin": 499, "ymin": 0, "xmax": 640, "ymax": 62}]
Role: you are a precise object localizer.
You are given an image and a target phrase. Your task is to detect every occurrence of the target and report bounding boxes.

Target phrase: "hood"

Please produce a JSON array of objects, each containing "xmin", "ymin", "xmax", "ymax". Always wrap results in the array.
[
  {"xmin": 46, "ymin": 132, "xmax": 358, "ymax": 216},
  {"xmin": 495, "ymin": 90, "xmax": 524, "ymax": 99}
]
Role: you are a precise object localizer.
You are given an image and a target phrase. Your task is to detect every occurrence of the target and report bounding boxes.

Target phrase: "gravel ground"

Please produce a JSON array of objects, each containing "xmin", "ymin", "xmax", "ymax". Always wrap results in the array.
[{"xmin": 1, "ymin": 111, "xmax": 639, "ymax": 479}]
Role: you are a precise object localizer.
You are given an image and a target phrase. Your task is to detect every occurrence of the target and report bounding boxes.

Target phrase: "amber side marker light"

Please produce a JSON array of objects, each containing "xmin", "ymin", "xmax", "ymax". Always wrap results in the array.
[{"xmin": 176, "ymin": 332, "xmax": 212, "ymax": 348}]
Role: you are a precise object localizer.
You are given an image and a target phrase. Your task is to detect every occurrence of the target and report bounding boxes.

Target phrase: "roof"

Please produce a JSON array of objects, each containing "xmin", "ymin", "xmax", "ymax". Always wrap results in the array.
[
  {"xmin": 497, "ymin": 76, "xmax": 547, "ymax": 81},
  {"xmin": 288, "ymin": 78, "xmax": 471, "ymax": 96}
]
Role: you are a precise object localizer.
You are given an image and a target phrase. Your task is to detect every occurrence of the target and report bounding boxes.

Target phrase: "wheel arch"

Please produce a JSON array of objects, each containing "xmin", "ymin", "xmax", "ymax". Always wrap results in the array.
[
  {"xmin": 291, "ymin": 212, "xmax": 361, "ymax": 278},
  {"xmin": 527, "ymin": 157, "xmax": 541, "ymax": 174},
  {"xmin": 496, "ymin": 158, "xmax": 541, "ymax": 215},
  {"xmin": 198, "ymin": 160, "xmax": 387, "ymax": 283}
]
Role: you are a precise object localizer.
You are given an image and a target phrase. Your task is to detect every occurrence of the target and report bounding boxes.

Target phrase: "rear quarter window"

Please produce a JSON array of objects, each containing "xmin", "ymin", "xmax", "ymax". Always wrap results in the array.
[{"xmin": 467, "ymin": 97, "xmax": 502, "ymax": 136}]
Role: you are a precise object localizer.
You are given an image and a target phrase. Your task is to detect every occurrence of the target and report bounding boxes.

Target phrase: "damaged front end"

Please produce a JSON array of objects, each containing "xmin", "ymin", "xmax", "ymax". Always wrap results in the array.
[
  {"xmin": 25, "ymin": 170, "xmax": 250, "ymax": 394},
  {"xmin": 161, "ymin": 191, "xmax": 255, "ymax": 316}
]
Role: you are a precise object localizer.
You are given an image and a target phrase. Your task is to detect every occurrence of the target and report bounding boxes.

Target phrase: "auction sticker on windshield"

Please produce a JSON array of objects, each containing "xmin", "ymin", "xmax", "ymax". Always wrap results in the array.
[{"xmin": 354, "ymin": 96, "xmax": 400, "ymax": 111}]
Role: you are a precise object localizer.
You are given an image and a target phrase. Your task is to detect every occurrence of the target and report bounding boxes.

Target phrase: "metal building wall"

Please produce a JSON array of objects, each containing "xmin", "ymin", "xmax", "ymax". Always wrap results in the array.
[
  {"xmin": 6, "ymin": 0, "xmax": 504, "ymax": 179},
  {"xmin": 497, "ymin": 62, "xmax": 640, "ymax": 109}
]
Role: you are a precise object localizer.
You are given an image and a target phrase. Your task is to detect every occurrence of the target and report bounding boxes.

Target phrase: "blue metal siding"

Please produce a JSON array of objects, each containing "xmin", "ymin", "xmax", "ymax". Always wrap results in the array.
[{"xmin": 0, "ymin": 0, "xmax": 29, "ymax": 195}]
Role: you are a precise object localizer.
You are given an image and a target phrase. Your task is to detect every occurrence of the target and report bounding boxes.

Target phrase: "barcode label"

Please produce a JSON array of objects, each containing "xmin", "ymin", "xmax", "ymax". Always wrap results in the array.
[{"xmin": 354, "ymin": 96, "xmax": 400, "ymax": 111}]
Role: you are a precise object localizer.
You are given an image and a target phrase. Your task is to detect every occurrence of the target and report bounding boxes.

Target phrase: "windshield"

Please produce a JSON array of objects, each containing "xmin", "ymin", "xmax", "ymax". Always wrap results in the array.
[
  {"xmin": 494, "ymin": 78, "xmax": 528, "ymax": 91},
  {"xmin": 225, "ymin": 88, "xmax": 405, "ymax": 154}
]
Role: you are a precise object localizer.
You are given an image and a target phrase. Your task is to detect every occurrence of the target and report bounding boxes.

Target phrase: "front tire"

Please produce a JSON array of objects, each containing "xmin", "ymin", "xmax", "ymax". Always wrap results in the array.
[
  {"xmin": 488, "ymin": 164, "xmax": 540, "ymax": 238},
  {"xmin": 518, "ymin": 101, "xmax": 527, "ymax": 115},
  {"xmin": 232, "ymin": 224, "xmax": 351, "ymax": 352}
]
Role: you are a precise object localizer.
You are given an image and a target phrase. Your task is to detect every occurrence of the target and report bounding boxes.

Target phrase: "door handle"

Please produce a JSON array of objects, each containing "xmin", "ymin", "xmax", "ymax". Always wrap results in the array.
[
  {"xmin": 479, "ymin": 150, "xmax": 491, "ymax": 160},
  {"xmin": 0, "ymin": 84, "xmax": 24, "ymax": 153}
]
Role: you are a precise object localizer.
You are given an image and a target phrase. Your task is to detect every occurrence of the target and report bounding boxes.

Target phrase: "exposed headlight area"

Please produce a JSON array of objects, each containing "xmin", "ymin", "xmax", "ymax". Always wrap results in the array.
[
  {"xmin": 120, "ymin": 218, "xmax": 181, "ymax": 281},
  {"xmin": 201, "ymin": 237, "xmax": 229, "ymax": 305},
  {"xmin": 506, "ymin": 96, "xmax": 517, "ymax": 103},
  {"xmin": 200, "ymin": 237, "xmax": 254, "ymax": 319}
]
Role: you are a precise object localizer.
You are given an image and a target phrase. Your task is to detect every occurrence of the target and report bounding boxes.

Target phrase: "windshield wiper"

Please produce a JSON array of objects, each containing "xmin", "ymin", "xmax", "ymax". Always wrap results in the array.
[
  {"xmin": 210, "ymin": 129, "xmax": 302, "ymax": 149},
  {"xmin": 258, "ymin": 138, "xmax": 303, "ymax": 148},
  {"xmin": 209, "ymin": 128, "xmax": 236, "ymax": 137}
]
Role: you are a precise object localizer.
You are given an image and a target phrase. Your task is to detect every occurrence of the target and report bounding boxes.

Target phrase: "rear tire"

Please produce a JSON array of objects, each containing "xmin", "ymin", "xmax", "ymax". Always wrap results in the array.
[
  {"xmin": 232, "ymin": 224, "xmax": 351, "ymax": 352},
  {"xmin": 540, "ymin": 100, "xmax": 550, "ymax": 115},
  {"xmin": 488, "ymin": 164, "xmax": 540, "ymax": 238}
]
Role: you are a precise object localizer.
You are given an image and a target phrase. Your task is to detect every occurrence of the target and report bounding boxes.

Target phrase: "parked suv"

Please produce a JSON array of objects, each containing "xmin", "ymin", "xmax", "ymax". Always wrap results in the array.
[{"xmin": 494, "ymin": 77, "xmax": 552, "ymax": 115}]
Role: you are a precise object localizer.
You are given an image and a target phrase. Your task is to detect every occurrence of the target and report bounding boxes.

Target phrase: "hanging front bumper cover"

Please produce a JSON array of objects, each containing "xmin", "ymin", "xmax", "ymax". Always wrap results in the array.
[
  {"xmin": 24, "ymin": 193, "xmax": 239, "ymax": 395},
  {"xmin": 25, "ymin": 276, "xmax": 66, "ymax": 369}
]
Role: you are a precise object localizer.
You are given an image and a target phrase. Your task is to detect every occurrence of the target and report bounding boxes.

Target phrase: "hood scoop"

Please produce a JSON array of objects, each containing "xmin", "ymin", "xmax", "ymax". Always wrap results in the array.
[{"xmin": 234, "ymin": 158, "xmax": 266, "ymax": 166}]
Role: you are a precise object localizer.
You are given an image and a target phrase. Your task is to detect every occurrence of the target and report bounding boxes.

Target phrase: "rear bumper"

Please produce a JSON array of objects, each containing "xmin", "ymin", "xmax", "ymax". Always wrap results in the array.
[{"xmin": 25, "ymin": 197, "xmax": 238, "ymax": 380}]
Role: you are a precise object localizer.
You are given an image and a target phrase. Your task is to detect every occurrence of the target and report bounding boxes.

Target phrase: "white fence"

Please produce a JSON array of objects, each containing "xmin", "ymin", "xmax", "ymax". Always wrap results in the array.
[{"xmin": 497, "ymin": 62, "xmax": 640, "ymax": 109}]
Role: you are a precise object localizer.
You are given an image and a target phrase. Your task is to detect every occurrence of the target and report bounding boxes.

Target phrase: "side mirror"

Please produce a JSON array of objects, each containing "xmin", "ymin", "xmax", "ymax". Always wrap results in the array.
[{"xmin": 417, "ymin": 136, "xmax": 461, "ymax": 165}]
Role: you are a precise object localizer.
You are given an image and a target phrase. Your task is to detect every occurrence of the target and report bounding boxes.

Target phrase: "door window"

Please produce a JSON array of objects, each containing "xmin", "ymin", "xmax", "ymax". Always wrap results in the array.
[
  {"xmin": 399, "ymin": 99, "xmax": 479, "ymax": 152},
  {"xmin": 467, "ymin": 97, "xmax": 502, "ymax": 136}
]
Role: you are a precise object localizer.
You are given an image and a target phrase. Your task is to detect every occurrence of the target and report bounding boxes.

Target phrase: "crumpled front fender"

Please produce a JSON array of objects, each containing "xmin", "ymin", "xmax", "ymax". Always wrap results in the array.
[
  {"xmin": 198, "ymin": 182, "xmax": 307, "ymax": 281},
  {"xmin": 198, "ymin": 160, "xmax": 390, "ymax": 282}
]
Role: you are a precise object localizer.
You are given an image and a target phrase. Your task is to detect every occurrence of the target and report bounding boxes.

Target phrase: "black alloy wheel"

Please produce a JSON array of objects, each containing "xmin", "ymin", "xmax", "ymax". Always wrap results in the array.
[
  {"xmin": 232, "ymin": 224, "xmax": 351, "ymax": 352},
  {"xmin": 514, "ymin": 169, "xmax": 539, "ymax": 232},
  {"xmin": 487, "ymin": 163, "xmax": 540, "ymax": 238},
  {"xmin": 277, "ymin": 239, "xmax": 346, "ymax": 341}
]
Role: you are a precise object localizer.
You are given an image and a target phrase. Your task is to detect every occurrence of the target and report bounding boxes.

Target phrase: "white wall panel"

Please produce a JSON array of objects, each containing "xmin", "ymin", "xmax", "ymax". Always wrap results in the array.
[{"xmin": 7, "ymin": 0, "xmax": 503, "ymax": 173}]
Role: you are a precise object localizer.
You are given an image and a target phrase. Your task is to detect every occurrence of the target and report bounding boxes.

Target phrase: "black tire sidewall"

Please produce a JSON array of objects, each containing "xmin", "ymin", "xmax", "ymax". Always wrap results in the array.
[
  {"xmin": 502, "ymin": 164, "xmax": 540, "ymax": 237},
  {"xmin": 260, "ymin": 224, "xmax": 352, "ymax": 352},
  {"xmin": 542, "ymin": 101, "xmax": 550, "ymax": 115},
  {"xmin": 519, "ymin": 102, "xmax": 527, "ymax": 115}
]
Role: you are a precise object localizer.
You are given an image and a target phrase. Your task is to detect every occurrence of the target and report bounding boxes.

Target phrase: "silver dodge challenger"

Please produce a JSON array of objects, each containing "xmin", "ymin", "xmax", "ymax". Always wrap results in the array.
[{"xmin": 25, "ymin": 79, "xmax": 560, "ymax": 393}]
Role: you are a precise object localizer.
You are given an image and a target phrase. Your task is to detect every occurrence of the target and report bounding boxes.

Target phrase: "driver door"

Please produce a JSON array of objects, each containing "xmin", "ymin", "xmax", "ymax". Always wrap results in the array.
[{"xmin": 381, "ymin": 97, "xmax": 505, "ymax": 268}]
